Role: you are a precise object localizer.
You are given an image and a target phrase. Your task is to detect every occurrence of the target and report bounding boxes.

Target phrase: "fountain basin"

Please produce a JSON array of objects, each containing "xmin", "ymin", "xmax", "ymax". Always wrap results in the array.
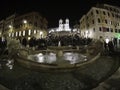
[
  {"xmin": 15, "ymin": 40, "xmax": 103, "ymax": 72},
  {"xmin": 15, "ymin": 49, "xmax": 100, "ymax": 72}
]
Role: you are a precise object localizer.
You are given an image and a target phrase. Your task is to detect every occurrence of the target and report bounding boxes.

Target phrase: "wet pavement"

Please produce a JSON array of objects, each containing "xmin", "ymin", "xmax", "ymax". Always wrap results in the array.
[
  {"xmin": 0, "ymin": 54, "xmax": 119, "ymax": 90},
  {"xmin": 93, "ymin": 51, "xmax": 120, "ymax": 90}
]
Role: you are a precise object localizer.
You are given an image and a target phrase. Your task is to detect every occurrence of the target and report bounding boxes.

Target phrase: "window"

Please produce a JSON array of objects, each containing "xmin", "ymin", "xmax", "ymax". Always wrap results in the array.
[
  {"xmin": 115, "ymin": 29, "xmax": 117, "ymax": 33},
  {"xmin": 23, "ymin": 31, "xmax": 25, "ymax": 36},
  {"xmin": 9, "ymin": 33, "xmax": 11, "ymax": 37},
  {"xmin": 105, "ymin": 20, "xmax": 107, "ymax": 24},
  {"xmin": 118, "ymin": 23, "xmax": 119, "ymax": 26},
  {"xmin": 119, "ymin": 29, "xmax": 120, "ymax": 33},
  {"xmin": 118, "ymin": 15, "xmax": 120, "ymax": 18},
  {"xmin": 91, "ymin": 12, "xmax": 93, "ymax": 15},
  {"xmin": 114, "ymin": 9, "xmax": 116, "ymax": 12},
  {"xmin": 115, "ymin": 14, "xmax": 118, "ymax": 18},
  {"xmin": 86, "ymin": 16, "xmax": 88, "ymax": 20},
  {"xmin": 99, "ymin": 27, "xmax": 102, "ymax": 31},
  {"xmin": 12, "ymin": 33, "xmax": 14, "ymax": 37},
  {"xmin": 28, "ymin": 29, "xmax": 31, "ymax": 35},
  {"xmin": 16, "ymin": 32, "xmax": 18, "ymax": 36},
  {"xmin": 96, "ymin": 10, "xmax": 99, "ymax": 14},
  {"xmin": 110, "ymin": 8, "xmax": 112, "ymax": 11},
  {"xmin": 110, "ymin": 28, "xmax": 113, "ymax": 32},
  {"xmin": 19, "ymin": 31, "xmax": 21, "ymax": 36},
  {"xmin": 34, "ymin": 30, "xmax": 36, "ymax": 34},
  {"xmin": 98, "ymin": 18, "xmax": 100, "ymax": 23},
  {"xmin": 112, "ymin": 13, "xmax": 114, "ymax": 17},
  {"xmin": 108, "ymin": 12, "xmax": 110, "ymax": 16},
  {"xmin": 93, "ymin": 28, "xmax": 95, "ymax": 32},
  {"xmin": 103, "ymin": 11, "xmax": 106, "ymax": 15},
  {"xmin": 34, "ymin": 22, "xmax": 37, "ymax": 27},
  {"xmin": 107, "ymin": 28, "xmax": 109, "ymax": 32},
  {"xmin": 92, "ymin": 20, "xmax": 94, "ymax": 24},
  {"xmin": 87, "ymin": 23, "xmax": 89, "ymax": 28},
  {"xmin": 110, "ymin": 21, "xmax": 112, "ymax": 25}
]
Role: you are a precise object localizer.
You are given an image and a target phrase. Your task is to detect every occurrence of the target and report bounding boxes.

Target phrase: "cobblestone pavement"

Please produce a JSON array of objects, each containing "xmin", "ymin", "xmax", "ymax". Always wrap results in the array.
[{"xmin": 0, "ymin": 54, "xmax": 119, "ymax": 90}]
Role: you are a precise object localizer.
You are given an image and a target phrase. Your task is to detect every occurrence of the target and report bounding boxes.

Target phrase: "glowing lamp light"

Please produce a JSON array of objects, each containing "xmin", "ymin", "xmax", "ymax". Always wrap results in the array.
[
  {"xmin": 34, "ymin": 30, "xmax": 37, "ymax": 34},
  {"xmin": 2, "ymin": 37, "xmax": 5, "ymax": 41},
  {"xmin": 23, "ymin": 20, "xmax": 27, "ymax": 24},
  {"xmin": 86, "ymin": 30, "xmax": 88, "ymax": 34},
  {"xmin": 19, "ymin": 31, "xmax": 21, "ymax": 36},
  {"xmin": 105, "ymin": 38, "xmax": 109, "ymax": 44},
  {"xmin": 28, "ymin": 29, "xmax": 31, "ymax": 35},
  {"xmin": 38, "ymin": 53, "xmax": 43, "ymax": 56},
  {"xmin": 9, "ymin": 33, "xmax": 11, "ymax": 37},
  {"xmin": 9, "ymin": 25, "xmax": 12, "ymax": 28},
  {"xmin": 28, "ymin": 37, "xmax": 31, "ymax": 40},
  {"xmin": 23, "ymin": 31, "xmax": 25, "ymax": 36},
  {"xmin": 12, "ymin": 33, "xmax": 14, "ymax": 37},
  {"xmin": 73, "ymin": 29, "xmax": 77, "ymax": 32},
  {"xmin": 85, "ymin": 30, "xmax": 89, "ymax": 38},
  {"xmin": 16, "ymin": 32, "xmax": 18, "ymax": 36},
  {"xmin": 40, "ymin": 31, "xmax": 43, "ymax": 35}
]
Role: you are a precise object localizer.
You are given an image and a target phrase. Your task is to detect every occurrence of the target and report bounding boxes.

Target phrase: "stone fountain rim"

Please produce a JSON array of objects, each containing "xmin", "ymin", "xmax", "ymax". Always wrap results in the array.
[{"xmin": 15, "ymin": 49, "xmax": 101, "ymax": 72}]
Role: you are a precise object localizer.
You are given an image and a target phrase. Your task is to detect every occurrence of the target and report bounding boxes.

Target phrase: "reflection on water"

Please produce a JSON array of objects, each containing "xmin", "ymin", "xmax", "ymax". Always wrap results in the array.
[
  {"xmin": 27, "ymin": 52, "xmax": 87, "ymax": 64},
  {"xmin": 28, "ymin": 53, "xmax": 56, "ymax": 64},
  {"xmin": 63, "ymin": 52, "xmax": 87, "ymax": 64}
]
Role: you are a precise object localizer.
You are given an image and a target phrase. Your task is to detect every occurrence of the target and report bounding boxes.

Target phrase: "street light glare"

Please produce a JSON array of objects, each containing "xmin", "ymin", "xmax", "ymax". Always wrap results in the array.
[
  {"xmin": 9, "ymin": 25, "xmax": 12, "ymax": 28},
  {"xmin": 23, "ymin": 20, "xmax": 27, "ymax": 24}
]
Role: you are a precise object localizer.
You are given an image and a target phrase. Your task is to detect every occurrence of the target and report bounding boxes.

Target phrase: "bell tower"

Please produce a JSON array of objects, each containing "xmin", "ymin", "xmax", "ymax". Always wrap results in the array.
[
  {"xmin": 64, "ymin": 18, "xmax": 70, "ymax": 31},
  {"xmin": 59, "ymin": 19, "xmax": 63, "ymax": 31}
]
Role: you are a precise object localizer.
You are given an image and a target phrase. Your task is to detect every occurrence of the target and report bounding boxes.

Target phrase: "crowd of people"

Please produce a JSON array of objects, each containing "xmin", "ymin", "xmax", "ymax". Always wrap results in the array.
[
  {"xmin": 0, "ymin": 37, "xmax": 7, "ymax": 55},
  {"xmin": 0, "ymin": 34, "xmax": 117, "ymax": 54},
  {"xmin": 103, "ymin": 40, "xmax": 115, "ymax": 55},
  {"xmin": 20, "ymin": 34, "xmax": 92, "ymax": 50}
]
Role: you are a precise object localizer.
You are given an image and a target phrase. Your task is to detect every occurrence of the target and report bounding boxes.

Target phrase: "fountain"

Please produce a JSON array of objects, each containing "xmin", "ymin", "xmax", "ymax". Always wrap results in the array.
[
  {"xmin": 58, "ymin": 41, "xmax": 61, "ymax": 47},
  {"xmin": 27, "ymin": 51, "xmax": 87, "ymax": 65},
  {"xmin": 15, "ymin": 40, "xmax": 103, "ymax": 72}
]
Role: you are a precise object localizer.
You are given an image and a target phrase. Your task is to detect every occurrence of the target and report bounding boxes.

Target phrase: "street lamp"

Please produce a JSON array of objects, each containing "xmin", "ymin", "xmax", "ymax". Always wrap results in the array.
[
  {"xmin": 105, "ymin": 38, "xmax": 109, "ymax": 44},
  {"xmin": 9, "ymin": 25, "xmax": 12, "ymax": 28},
  {"xmin": 40, "ymin": 31, "xmax": 43, "ymax": 38},
  {"xmin": 23, "ymin": 20, "xmax": 27, "ymax": 24},
  {"xmin": 8, "ymin": 25, "xmax": 13, "ymax": 37},
  {"xmin": 23, "ymin": 20, "xmax": 27, "ymax": 28}
]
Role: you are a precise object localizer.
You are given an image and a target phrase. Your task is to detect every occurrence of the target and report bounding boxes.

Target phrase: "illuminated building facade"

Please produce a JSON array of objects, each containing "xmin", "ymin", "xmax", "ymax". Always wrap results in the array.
[
  {"xmin": 80, "ymin": 4, "xmax": 120, "ymax": 46},
  {"xmin": 49, "ymin": 18, "xmax": 79, "ymax": 36},
  {"xmin": 0, "ymin": 12, "xmax": 48, "ymax": 40},
  {"xmin": 49, "ymin": 18, "xmax": 71, "ymax": 34},
  {"xmin": 57, "ymin": 19, "xmax": 71, "ymax": 32},
  {"xmin": 0, "ymin": 20, "xmax": 4, "ymax": 37}
]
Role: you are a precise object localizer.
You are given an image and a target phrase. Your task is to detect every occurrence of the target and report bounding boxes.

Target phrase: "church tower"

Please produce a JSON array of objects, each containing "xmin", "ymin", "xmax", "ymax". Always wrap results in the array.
[
  {"xmin": 59, "ymin": 19, "xmax": 63, "ymax": 31},
  {"xmin": 64, "ymin": 18, "xmax": 70, "ymax": 31}
]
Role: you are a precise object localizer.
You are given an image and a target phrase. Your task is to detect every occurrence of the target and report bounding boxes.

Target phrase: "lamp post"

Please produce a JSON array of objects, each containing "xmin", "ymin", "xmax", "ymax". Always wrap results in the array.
[
  {"xmin": 23, "ymin": 20, "xmax": 27, "ymax": 28},
  {"xmin": 8, "ymin": 25, "xmax": 13, "ymax": 37},
  {"xmin": 23, "ymin": 20, "xmax": 27, "ymax": 24}
]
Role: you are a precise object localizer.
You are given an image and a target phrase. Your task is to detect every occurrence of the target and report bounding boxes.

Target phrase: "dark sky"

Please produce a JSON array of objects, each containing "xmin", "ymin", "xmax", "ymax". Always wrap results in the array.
[{"xmin": 0, "ymin": 0, "xmax": 120, "ymax": 28}]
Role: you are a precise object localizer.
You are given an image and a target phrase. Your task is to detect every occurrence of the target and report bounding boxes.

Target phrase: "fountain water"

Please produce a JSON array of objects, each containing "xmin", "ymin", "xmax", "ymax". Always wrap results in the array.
[{"xmin": 58, "ymin": 41, "xmax": 61, "ymax": 47}]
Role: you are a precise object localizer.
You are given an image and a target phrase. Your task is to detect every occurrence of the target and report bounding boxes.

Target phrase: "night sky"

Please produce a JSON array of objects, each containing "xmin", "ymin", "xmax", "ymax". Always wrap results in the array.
[{"xmin": 0, "ymin": 0, "xmax": 120, "ymax": 28}]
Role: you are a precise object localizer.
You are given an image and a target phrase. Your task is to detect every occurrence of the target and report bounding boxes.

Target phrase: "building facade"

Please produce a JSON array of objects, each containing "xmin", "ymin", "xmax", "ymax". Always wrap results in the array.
[
  {"xmin": 80, "ymin": 4, "xmax": 120, "ymax": 46},
  {"xmin": 49, "ymin": 18, "xmax": 79, "ymax": 36},
  {"xmin": 0, "ymin": 20, "xmax": 4, "ymax": 37},
  {"xmin": 0, "ymin": 12, "xmax": 48, "ymax": 40}
]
